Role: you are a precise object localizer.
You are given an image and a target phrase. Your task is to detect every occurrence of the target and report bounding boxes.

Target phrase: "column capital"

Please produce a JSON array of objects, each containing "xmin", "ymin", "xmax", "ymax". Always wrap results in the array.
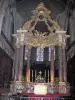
[
  {"xmin": 50, "ymin": 45, "xmax": 55, "ymax": 50},
  {"xmin": 28, "ymin": 46, "xmax": 32, "ymax": 49},
  {"xmin": 62, "ymin": 44, "xmax": 66, "ymax": 49}
]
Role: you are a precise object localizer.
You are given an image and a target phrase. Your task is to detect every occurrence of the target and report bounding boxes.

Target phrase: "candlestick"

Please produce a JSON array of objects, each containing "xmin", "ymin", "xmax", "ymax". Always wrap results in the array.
[
  {"xmin": 32, "ymin": 70, "xmax": 33, "ymax": 82},
  {"xmin": 35, "ymin": 70, "xmax": 37, "ymax": 78},
  {"xmin": 45, "ymin": 70, "xmax": 46, "ymax": 77},
  {"xmin": 32, "ymin": 70, "xmax": 33, "ymax": 77},
  {"xmin": 45, "ymin": 70, "xmax": 46, "ymax": 82},
  {"xmin": 48, "ymin": 70, "xmax": 49, "ymax": 82}
]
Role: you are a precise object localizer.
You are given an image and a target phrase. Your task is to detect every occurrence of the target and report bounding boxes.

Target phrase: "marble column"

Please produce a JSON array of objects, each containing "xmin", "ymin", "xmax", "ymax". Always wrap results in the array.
[
  {"xmin": 14, "ymin": 48, "xmax": 20, "ymax": 81},
  {"xmin": 50, "ymin": 46, "xmax": 54, "ymax": 83},
  {"xmin": 59, "ymin": 47, "xmax": 63, "ymax": 82},
  {"xmin": 18, "ymin": 46, "xmax": 24, "ymax": 81},
  {"xmin": 62, "ymin": 46, "xmax": 67, "ymax": 82},
  {"xmin": 26, "ymin": 47, "xmax": 31, "ymax": 82}
]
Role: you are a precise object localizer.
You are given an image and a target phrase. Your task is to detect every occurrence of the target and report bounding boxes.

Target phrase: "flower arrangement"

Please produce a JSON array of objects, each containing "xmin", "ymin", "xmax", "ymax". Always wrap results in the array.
[
  {"xmin": 21, "ymin": 75, "xmax": 26, "ymax": 82},
  {"xmin": 54, "ymin": 77, "xmax": 59, "ymax": 84}
]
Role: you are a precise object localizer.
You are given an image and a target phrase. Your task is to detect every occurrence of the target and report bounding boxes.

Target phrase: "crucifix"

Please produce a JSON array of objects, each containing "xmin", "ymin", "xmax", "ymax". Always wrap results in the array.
[{"xmin": 39, "ymin": 71, "xmax": 42, "ymax": 77}]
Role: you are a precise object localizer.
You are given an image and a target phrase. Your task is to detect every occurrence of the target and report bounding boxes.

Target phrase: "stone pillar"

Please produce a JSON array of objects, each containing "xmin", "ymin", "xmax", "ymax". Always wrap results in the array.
[
  {"xmin": 18, "ymin": 46, "xmax": 24, "ymax": 81},
  {"xmin": 0, "ymin": 1, "xmax": 5, "ymax": 34},
  {"xmin": 12, "ymin": 60, "xmax": 15, "ymax": 81},
  {"xmin": 26, "ymin": 47, "xmax": 31, "ymax": 82},
  {"xmin": 50, "ymin": 46, "xmax": 54, "ymax": 83},
  {"xmin": 0, "ymin": 14, "xmax": 4, "ymax": 34},
  {"xmin": 0, "ymin": 0, "xmax": 11, "ymax": 34},
  {"xmin": 62, "ymin": 46, "xmax": 67, "ymax": 82},
  {"xmin": 14, "ymin": 48, "xmax": 20, "ymax": 81},
  {"xmin": 59, "ymin": 47, "xmax": 63, "ymax": 82}
]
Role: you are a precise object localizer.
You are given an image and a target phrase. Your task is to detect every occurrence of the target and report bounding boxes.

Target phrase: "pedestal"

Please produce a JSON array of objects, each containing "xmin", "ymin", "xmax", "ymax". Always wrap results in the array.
[
  {"xmin": 59, "ymin": 82, "xmax": 70, "ymax": 94},
  {"xmin": 10, "ymin": 81, "xmax": 24, "ymax": 93}
]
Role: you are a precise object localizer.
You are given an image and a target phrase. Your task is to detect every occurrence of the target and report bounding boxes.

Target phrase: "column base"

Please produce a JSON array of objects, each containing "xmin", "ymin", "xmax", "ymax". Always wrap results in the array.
[
  {"xmin": 59, "ymin": 82, "xmax": 70, "ymax": 94},
  {"xmin": 10, "ymin": 81, "xmax": 34, "ymax": 94},
  {"xmin": 47, "ymin": 82, "xmax": 56, "ymax": 93}
]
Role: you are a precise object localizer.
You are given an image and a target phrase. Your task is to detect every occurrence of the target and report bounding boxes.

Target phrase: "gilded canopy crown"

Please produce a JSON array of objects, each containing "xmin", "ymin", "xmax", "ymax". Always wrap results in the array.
[{"xmin": 13, "ymin": 2, "xmax": 70, "ymax": 48}]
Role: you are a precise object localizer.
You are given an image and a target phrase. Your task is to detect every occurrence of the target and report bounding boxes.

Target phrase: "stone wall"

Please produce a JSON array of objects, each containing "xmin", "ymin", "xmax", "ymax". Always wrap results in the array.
[
  {"xmin": 0, "ymin": 48, "xmax": 13, "ymax": 87},
  {"xmin": 0, "ymin": 0, "xmax": 15, "ymax": 59},
  {"xmin": 14, "ymin": 0, "xmax": 65, "ymax": 31},
  {"xmin": 0, "ymin": 0, "xmax": 15, "ymax": 87}
]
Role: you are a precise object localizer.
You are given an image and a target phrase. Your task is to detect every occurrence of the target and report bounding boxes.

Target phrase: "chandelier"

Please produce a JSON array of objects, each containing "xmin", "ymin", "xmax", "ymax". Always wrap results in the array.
[{"xmin": 13, "ymin": 2, "xmax": 70, "ymax": 49}]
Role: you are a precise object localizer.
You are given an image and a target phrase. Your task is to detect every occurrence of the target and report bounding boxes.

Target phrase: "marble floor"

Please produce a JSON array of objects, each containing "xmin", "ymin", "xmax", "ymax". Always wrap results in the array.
[{"xmin": 0, "ymin": 87, "xmax": 10, "ymax": 94}]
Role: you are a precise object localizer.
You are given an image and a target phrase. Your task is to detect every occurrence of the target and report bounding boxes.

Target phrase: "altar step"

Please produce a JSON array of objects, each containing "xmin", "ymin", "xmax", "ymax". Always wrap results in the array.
[{"xmin": 0, "ymin": 94, "xmax": 72, "ymax": 100}]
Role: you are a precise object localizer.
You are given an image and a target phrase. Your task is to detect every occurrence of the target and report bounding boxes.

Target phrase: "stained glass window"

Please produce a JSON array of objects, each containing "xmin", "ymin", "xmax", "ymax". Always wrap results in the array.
[
  {"xmin": 49, "ymin": 47, "xmax": 51, "ymax": 61},
  {"xmin": 25, "ymin": 46, "xmax": 28, "ymax": 60},
  {"xmin": 36, "ymin": 47, "xmax": 44, "ymax": 61},
  {"xmin": 49, "ymin": 47, "xmax": 55, "ymax": 61}
]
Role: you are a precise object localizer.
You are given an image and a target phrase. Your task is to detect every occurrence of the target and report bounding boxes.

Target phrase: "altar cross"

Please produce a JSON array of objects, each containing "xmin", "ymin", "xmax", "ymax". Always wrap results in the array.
[{"xmin": 39, "ymin": 71, "xmax": 42, "ymax": 76}]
